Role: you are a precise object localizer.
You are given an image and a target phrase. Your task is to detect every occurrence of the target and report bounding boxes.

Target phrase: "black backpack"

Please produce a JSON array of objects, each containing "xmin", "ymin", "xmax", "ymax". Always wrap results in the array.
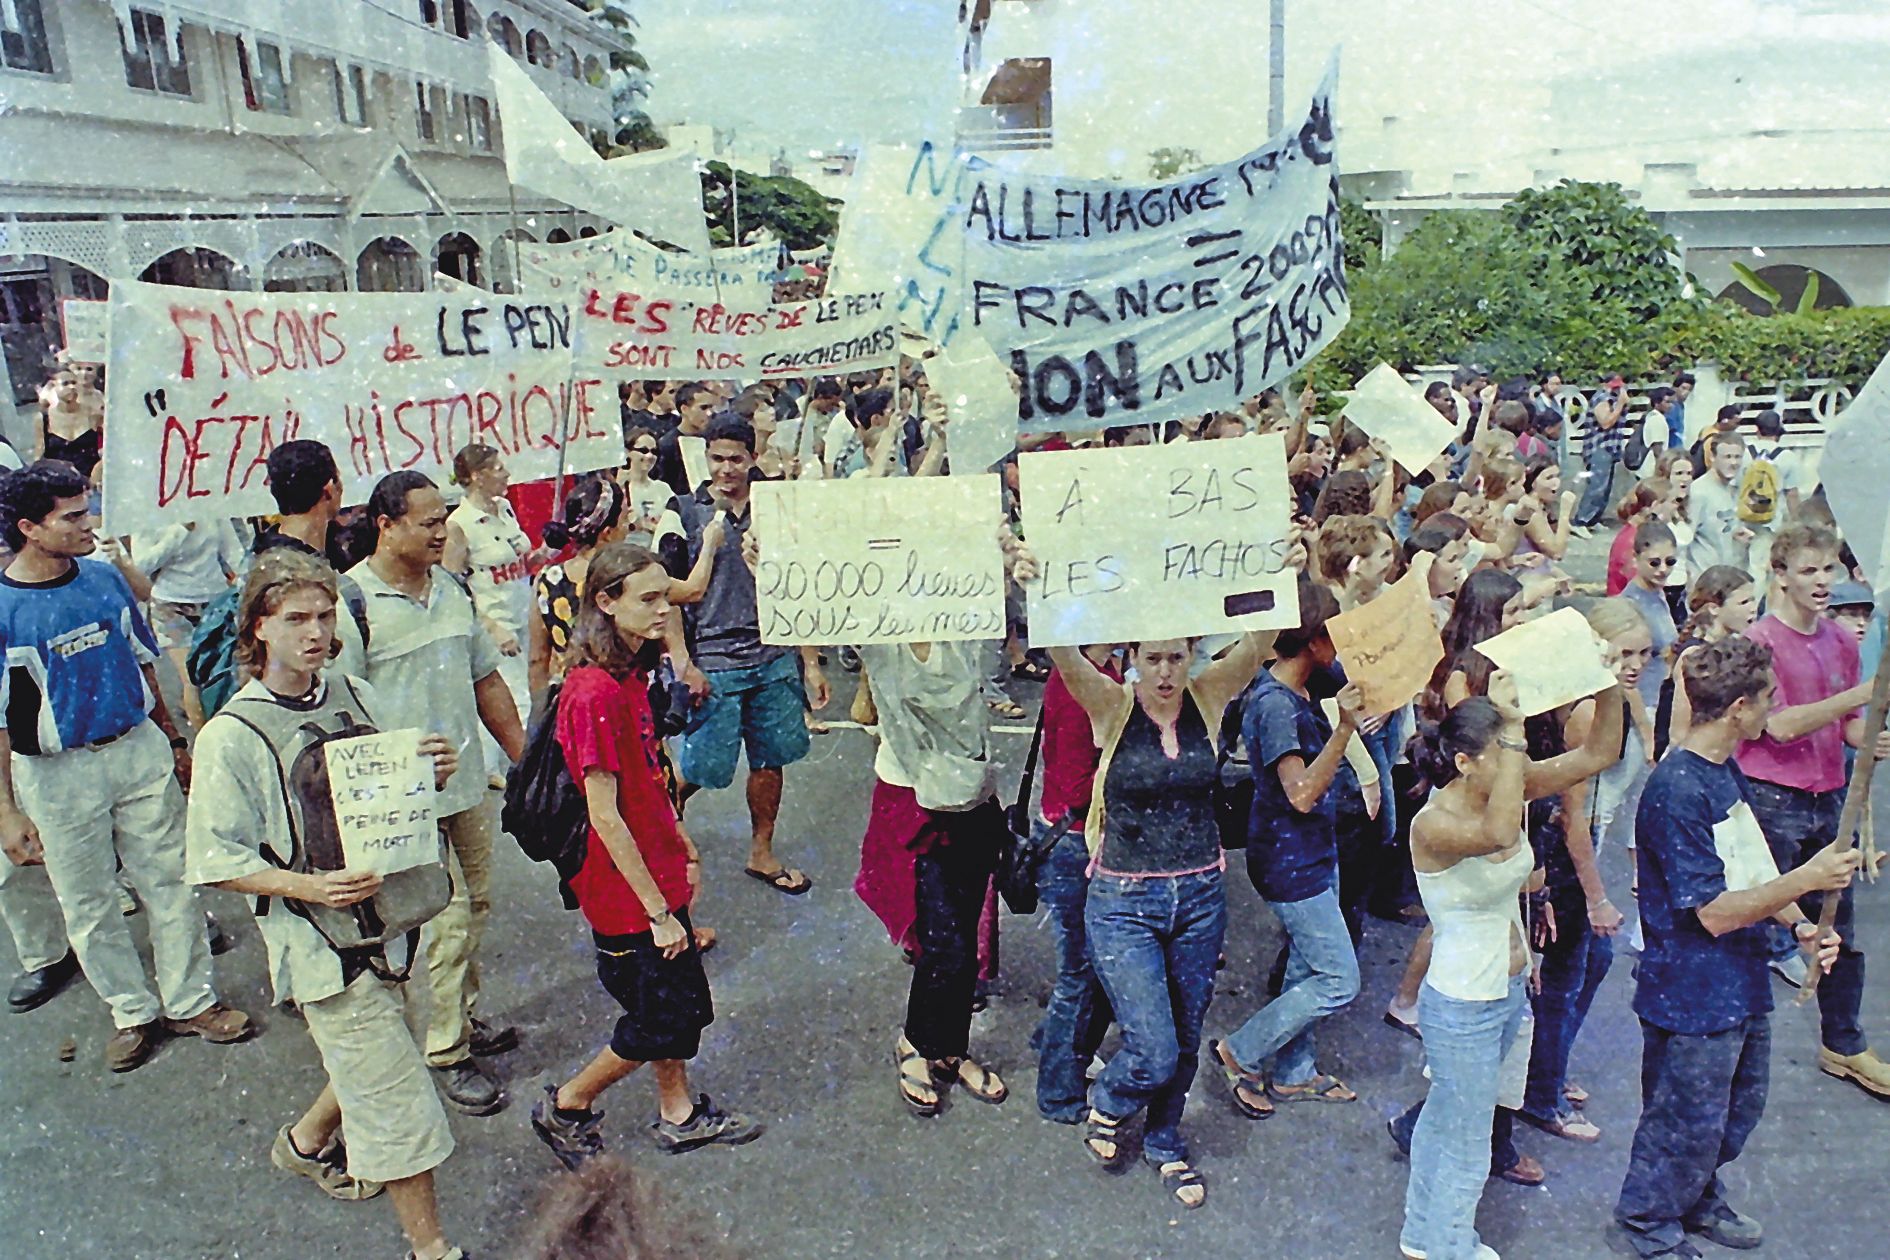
[
  {"xmin": 501, "ymin": 681, "xmax": 590, "ymax": 909},
  {"xmin": 1213, "ymin": 688, "xmax": 1253, "ymax": 851},
  {"xmin": 222, "ymin": 677, "xmax": 451, "ymax": 978}
]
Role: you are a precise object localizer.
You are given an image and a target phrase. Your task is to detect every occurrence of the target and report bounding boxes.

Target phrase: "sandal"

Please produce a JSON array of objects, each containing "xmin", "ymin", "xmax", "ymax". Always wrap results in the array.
[
  {"xmin": 1207, "ymin": 1038, "xmax": 1272, "ymax": 1119},
  {"xmin": 743, "ymin": 866, "xmax": 813, "ymax": 895},
  {"xmin": 1563, "ymin": 1081, "xmax": 1589, "ymax": 1107},
  {"xmin": 986, "ymin": 697, "xmax": 1027, "ymax": 720},
  {"xmin": 1268, "ymin": 1073, "xmax": 1357, "ymax": 1104},
  {"xmin": 1155, "ymin": 1159, "xmax": 1207, "ymax": 1209},
  {"xmin": 935, "ymin": 1056, "xmax": 1008, "ymax": 1104},
  {"xmin": 1010, "ymin": 660, "xmax": 1049, "ymax": 682},
  {"xmin": 1084, "ymin": 1107, "xmax": 1129, "ymax": 1169},
  {"xmin": 1497, "ymin": 1154, "xmax": 1546, "ymax": 1186},
  {"xmin": 894, "ymin": 1036, "xmax": 939, "ymax": 1117}
]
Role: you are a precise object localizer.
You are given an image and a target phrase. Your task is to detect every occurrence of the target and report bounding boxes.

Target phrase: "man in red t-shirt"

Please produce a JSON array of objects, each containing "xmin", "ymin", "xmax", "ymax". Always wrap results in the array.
[{"xmin": 1738, "ymin": 523, "xmax": 1890, "ymax": 1098}]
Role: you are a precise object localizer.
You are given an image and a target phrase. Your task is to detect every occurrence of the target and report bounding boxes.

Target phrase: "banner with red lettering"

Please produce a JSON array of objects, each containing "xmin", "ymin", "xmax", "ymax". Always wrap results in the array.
[
  {"xmin": 569, "ymin": 283, "xmax": 899, "ymax": 381},
  {"xmin": 102, "ymin": 280, "xmax": 618, "ymax": 531}
]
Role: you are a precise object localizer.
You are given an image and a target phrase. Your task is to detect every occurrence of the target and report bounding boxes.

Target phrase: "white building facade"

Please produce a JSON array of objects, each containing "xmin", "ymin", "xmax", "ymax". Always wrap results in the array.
[{"xmin": 0, "ymin": 0, "xmax": 630, "ymax": 428}]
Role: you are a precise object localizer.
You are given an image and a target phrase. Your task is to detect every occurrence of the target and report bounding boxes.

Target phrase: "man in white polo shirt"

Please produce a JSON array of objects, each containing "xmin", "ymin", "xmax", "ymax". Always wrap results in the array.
[{"xmin": 344, "ymin": 471, "xmax": 526, "ymax": 1115}]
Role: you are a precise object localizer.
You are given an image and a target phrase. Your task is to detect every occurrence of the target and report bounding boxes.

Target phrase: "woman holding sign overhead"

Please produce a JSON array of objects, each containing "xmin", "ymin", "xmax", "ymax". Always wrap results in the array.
[
  {"xmin": 1398, "ymin": 669, "xmax": 1625, "ymax": 1260},
  {"xmin": 1014, "ymin": 539, "xmax": 1299, "ymax": 1209}
]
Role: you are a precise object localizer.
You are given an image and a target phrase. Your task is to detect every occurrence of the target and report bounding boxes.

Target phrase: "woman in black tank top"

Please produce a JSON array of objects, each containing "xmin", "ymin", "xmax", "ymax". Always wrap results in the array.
[{"xmin": 1047, "ymin": 630, "xmax": 1270, "ymax": 1209}]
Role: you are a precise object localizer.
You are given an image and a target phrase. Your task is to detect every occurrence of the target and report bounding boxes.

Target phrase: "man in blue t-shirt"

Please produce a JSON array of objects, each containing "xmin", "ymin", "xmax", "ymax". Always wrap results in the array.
[
  {"xmin": 1614, "ymin": 638, "xmax": 1857, "ymax": 1259},
  {"xmin": 1213, "ymin": 580, "xmax": 1366, "ymax": 1114},
  {"xmin": 0, "ymin": 462, "xmax": 253, "ymax": 1072}
]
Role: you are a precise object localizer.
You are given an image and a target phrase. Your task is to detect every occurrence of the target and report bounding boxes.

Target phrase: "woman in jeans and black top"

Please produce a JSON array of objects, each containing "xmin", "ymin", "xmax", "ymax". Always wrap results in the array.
[
  {"xmin": 1398, "ymin": 671, "xmax": 1624, "ymax": 1260},
  {"xmin": 1032, "ymin": 643, "xmax": 1122, "ymax": 1124},
  {"xmin": 1044, "ymin": 626, "xmax": 1274, "ymax": 1208}
]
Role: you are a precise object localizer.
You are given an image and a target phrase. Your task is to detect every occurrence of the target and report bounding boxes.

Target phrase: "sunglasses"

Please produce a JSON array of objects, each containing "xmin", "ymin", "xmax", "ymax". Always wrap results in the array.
[
  {"xmin": 1643, "ymin": 556, "xmax": 1677, "ymax": 568},
  {"xmin": 631, "ymin": 445, "xmax": 658, "ymax": 455}
]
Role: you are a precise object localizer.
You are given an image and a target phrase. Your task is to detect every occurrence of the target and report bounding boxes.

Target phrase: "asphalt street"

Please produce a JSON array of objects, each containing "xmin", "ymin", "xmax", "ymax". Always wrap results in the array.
[{"xmin": 4, "ymin": 532, "xmax": 1890, "ymax": 1259}]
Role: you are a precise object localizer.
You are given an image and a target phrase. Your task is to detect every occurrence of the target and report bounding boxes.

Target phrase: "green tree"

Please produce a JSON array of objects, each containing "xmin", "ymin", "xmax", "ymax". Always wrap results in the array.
[
  {"xmin": 1339, "ymin": 194, "xmax": 1381, "ymax": 276},
  {"xmin": 1502, "ymin": 179, "xmax": 1693, "ymax": 322},
  {"xmin": 1147, "ymin": 147, "xmax": 1204, "ymax": 181},
  {"xmin": 699, "ymin": 161, "xmax": 840, "ymax": 251}
]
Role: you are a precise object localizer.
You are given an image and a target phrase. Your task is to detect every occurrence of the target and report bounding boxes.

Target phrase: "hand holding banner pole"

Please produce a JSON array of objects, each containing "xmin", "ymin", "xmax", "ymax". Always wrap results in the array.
[{"xmin": 1800, "ymin": 628, "xmax": 1890, "ymax": 1002}]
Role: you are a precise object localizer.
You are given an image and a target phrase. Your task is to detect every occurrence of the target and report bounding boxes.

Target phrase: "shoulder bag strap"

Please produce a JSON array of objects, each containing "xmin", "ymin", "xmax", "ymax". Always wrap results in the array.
[{"xmin": 1012, "ymin": 701, "xmax": 1047, "ymax": 814}]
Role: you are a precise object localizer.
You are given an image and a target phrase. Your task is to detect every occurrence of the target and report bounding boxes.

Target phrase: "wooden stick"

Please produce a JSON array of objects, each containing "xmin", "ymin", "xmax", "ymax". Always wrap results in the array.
[{"xmin": 1799, "ymin": 628, "xmax": 1890, "ymax": 1003}]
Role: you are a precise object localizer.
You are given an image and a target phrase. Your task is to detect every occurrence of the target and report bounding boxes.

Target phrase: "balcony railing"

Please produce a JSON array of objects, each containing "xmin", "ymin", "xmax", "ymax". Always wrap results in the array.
[{"xmin": 957, "ymin": 125, "xmax": 1053, "ymax": 152}]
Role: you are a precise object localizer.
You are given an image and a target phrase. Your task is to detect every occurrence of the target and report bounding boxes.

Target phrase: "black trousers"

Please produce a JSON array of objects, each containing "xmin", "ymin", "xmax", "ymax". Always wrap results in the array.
[{"xmin": 904, "ymin": 801, "xmax": 1001, "ymax": 1061}]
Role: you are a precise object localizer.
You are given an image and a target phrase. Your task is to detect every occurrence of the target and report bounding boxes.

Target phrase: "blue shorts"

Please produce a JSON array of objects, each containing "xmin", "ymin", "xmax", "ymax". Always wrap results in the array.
[{"xmin": 675, "ymin": 653, "xmax": 810, "ymax": 789}]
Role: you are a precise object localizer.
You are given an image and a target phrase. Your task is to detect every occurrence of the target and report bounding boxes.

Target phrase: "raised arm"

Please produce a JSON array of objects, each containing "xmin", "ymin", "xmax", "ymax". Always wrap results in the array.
[
  {"xmin": 1195, "ymin": 628, "xmax": 1276, "ymax": 721},
  {"xmin": 1525, "ymin": 684, "xmax": 1625, "ymax": 801},
  {"xmin": 1047, "ymin": 644, "xmax": 1127, "ymax": 725}
]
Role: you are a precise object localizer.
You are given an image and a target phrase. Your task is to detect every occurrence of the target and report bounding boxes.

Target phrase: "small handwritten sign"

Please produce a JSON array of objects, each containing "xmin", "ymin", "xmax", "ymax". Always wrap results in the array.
[
  {"xmin": 1019, "ymin": 432, "xmax": 1299, "ymax": 646},
  {"xmin": 1474, "ymin": 608, "xmax": 1617, "ymax": 717},
  {"xmin": 1327, "ymin": 567, "xmax": 1444, "ymax": 714},
  {"xmin": 751, "ymin": 475, "xmax": 1005, "ymax": 645},
  {"xmin": 1340, "ymin": 362, "xmax": 1459, "ymax": 475},
  {"xmin": 61, "ymin": 299, "xmax": 107, "ymax": 365},
  {"xmin": 323, "ymin": 730, "xmax": 438, "ymax": 876}
]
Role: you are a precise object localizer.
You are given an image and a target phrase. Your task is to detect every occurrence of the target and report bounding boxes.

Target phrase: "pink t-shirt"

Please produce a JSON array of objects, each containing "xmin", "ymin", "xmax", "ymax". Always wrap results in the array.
[
  {"xmin": 1606, "ymin": 524, "xmax": 1637, "ymax": 596},
  {"xmin": 1737, "ymin": 614, "xmax": 1861, "ymax": 793}
]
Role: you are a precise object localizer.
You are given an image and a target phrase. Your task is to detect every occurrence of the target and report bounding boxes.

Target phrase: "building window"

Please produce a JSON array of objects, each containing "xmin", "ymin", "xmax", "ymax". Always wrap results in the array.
[
  {"xmin": 333, "ymin": 62, "xmax": 368, "ymax": 125},
  {"xmin": 1, "ymin": 0, "xmax": 54, "ymax": 75},
  {"xmin": 120, "ymin": 8, "xmax": 191, "ymax": 97},
  {"xmin": 237, "ymin": 38, "xmax": 290, "ymax": 114},
  {"xmin": 415, "ymin": 81, "xmax": 436, "ymax": 142},
  {"xmin": 417, "ymin": 0, "xmax": 438, "ymax": 24},
  {"xmin": 444, "ymin": 0, "xmax": 473, "ymax": 39},
  {"xmin": 469, "ymin": 96, "xmax": 493, "ymax": 152}
]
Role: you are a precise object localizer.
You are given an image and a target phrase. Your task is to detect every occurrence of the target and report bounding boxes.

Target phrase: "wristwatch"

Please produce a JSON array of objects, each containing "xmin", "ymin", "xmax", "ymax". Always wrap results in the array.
[{"xmin": 648, "ymin": 908, "xmax": 674, "ymax": 928}]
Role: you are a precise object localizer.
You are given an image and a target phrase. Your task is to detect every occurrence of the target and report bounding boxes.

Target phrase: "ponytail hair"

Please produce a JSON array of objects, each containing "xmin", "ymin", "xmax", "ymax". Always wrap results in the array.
[
  {"xmin": 1407, "ymin": 697, "xmax": 1507, "ymax": 788},
  {"xmin": 1678, "ymin": 565, "xmax": 1755, "ymax": 646},
  {"xmin": 543, "ymin": 475, "xmax": 627, "ymax": 551}
]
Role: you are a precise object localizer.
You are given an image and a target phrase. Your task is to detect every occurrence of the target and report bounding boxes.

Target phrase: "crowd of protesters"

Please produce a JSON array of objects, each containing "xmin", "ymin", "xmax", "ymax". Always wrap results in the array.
[{"xmin": 0, "ymin": 355, "xmax": 1880, "ymax": 1260}]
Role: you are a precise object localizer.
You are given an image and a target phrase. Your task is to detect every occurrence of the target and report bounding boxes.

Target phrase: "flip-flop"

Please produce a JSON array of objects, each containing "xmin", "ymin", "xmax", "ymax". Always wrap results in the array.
[
  {"xmin": 1383, "ymin": 1009, "xmax": 1422, "ymax": 1040},
  {"xmin": 744, "ymin": 866, "xmax": 813, "ymax": 895},
  {"xmin": 1268, "ymin": 1073, "xmax": 1357, "ymax": 1104}
]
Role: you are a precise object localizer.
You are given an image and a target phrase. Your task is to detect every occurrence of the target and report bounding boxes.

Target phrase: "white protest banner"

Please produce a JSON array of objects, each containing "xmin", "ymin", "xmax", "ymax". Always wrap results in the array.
[
  {"xmin": 830, "ymin": 142, "xmax": 985, "ymax": 347},
  {"xmin": 431, "ymin": 271, "xmax": 489, "ymax": 296},
  {"xmin": 103, "ymin": 280, "xmax": 618, "ymax": 531},
  {"xmin": 751, "ymin": 475, "xmax": 1004, "ymax": 644},
  {"xmin": 1020, "ymin": 432, "xmax": 1299, "ymax": 646},
  {"xmin": 516, "ymin": 229, "xmax": 785, "ymax": 309},
  {"xmin": 1820, "ymin": 352, "xmax": 1890, "ymax": 589},
  {"xmin": 1342, "ymin": 361, "xmax": 1458, "ymax": 475},
  {"xmin": 570, "ymin": 281, "xmax": 898, "ymax": 381},
  {"xmin": 961, "ymin": 60, "xmax": 1346, "ymax": 434},
  {"xmin": 488, "ymin": 45, "xmax": 711, "ymax": 257},
  {"xmin": 1474, "ymin": 607, "xmax": 1617, "ymax": 717},
  {"xmin": 324, "ymin": 729, "xmax": 438, "ymax": 876},
  {"xmin": 921, "ymin": 338, "xmax": 1018, "ymax": 474},
  {"xmin": 678, "ymin": 433, "xmax": 709, "ymax": 491},
  {"xmin": 60, "ymin": 298, "xmax": 107, "ymax": 364}
]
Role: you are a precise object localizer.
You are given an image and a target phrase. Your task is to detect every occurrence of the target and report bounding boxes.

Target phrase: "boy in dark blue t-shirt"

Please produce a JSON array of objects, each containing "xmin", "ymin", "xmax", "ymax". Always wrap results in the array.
[
  {"xmin": 1210, "ymin": 579, "xmax": 1366, "ymax": 1115},
  {"xmin": 1614, "ymin": 638, "xmax": 1857, "ymax": 1259}
]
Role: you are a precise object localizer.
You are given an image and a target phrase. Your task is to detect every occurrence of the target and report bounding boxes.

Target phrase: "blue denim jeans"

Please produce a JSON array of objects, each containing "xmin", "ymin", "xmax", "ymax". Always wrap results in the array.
[
  {"xmin": 1225, "ymin": 886, "xmax": 1359, "ymax": 1085},
  {"xmin": 1032, "ymin": 824, "xmax": 1113, "ymax": 1122},
  {"xmin": 1523, "ymin": 882, "xmax": 1615, "ymax": 1120},
  {"xmin": 1745, "ymin": 780, "xmax": 1865, "ymax": 1055},
  {"xmin": 1402, "ymin": 974, "xmax": 1530, "ymax": 1260},
  {"xmin": 1574, "ymin": 442, "xmax": 1624, "ymax": 527},
  {"xmin": 1615, "ymin": 1014, "xmax": 1770, "ymax": 1257},
  {"xmin": 1085, "ymin": 868, "xmax": 1226, "ymax": 1165}
]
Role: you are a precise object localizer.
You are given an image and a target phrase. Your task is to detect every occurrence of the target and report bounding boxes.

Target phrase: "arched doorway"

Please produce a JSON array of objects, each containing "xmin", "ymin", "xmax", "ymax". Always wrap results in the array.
[
  {"xmin": 1716, "ymin": 264, "xmax": 1853, "ymax": 316},
  {"xmin": 545, "ymin": 227, "xmax": 573, "ymax": 244},
  {"xmin": 139, "ymin": 247, "xmax": 245, "ymax": 290},
  {"xmin": 488, "ymin": 228, "xmax": 538, "ymax": 295},
  {"xmin": 356, "ymin": 236, "xmax": 425, "ymax": 292},
  {"xmin": 526, "ymin": 30, "xmax": 553, "ymax": 68},
  {"xmin": 435, "ymin": 232, "xmax": 482, "ymax": 286},
  {"xmin": 262, "ymin": 241, "xmax": 347, "ymax": 292},
  {"xmin": 486, "ymin": 12, "xmax": 521, "ymax": 55}
]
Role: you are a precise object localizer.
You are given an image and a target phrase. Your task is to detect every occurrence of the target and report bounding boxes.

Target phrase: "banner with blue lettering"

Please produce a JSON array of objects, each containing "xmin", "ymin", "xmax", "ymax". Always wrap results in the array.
[{"xmin": 961, "ymin": 61, "xmax": 1346, "ymax": 433}]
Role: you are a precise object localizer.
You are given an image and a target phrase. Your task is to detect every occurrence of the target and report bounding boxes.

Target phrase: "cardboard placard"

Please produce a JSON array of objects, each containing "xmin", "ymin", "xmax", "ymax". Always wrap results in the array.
[
  {"xmin": 1474, "ymin": 607, "xmax": 1617, "ymax": 717},
  {"xmin": 1326, "ymin": 566, "xmax": 1445, "ymax": 715},
  {"xmin": 751, "ymin": 475, "xmax": 1004, "ymax": 644},
  {"xmin": 60, "ymin": 298, "xmax": 107, "ymax": 364},
  {"xmin": 1340, "ymin": 361, "xmax": 1459, "ymax": 475},
  {"xmin": 1019, "ymin": 433, "xmax": 1299, "ymax": 646},
  {"xmin": 569, "ymin": 283, "xmax": 898, "ymax": 381},
  {"xmin": 324, "ymin": 730, "xmax": 438, "ymax": 876}
]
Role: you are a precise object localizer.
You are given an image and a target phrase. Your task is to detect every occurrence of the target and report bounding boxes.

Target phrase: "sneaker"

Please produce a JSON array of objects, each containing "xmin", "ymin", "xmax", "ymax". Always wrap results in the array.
[
  {"xmin": 163, "ymin": 1004, "xmax": 255, "ymax": 1043},
  {"xmin": 8, "ymin": 950, "xmax": 79, "ymax": 1013},
  {"xmin": 105, "ymin": 1022, "xmax": 162, "ymax": 1072},
  {"xmin": 433, "ymin": 1059, "xmax": 506, "ymax": 1115},
  {"xmin": 1818, "ymin": 1046, "xmax": 1890, "ymax": 1099},
  {"xmin": 469, "ymin": 1017, "xmax": 519, "ymax": 1057},
  {"xmin": 1605, "ymin": 1223, "xmax": 1701, "ymax": 1258},
  {"xmin": 1570, "ymin": 525, "xmax": 1594, "ymax": 540},
  {"xmin": 650, "ymin": 1093, "xmax": 764, "ymax": 1154},
  {"xmin": 1769, "ymin": 954, "xmax": 1808, "ymax": 988},
  {"xmin": 271, "ymin": 1125, "xmax": 384, "ymax": 1201},
  {"xmin": 837, "ymin": 646, "xmax": 861, "ymax": 673},
  {"xmin": 1685, "ymin": 1205, "xmax": 1763, "ymax": 1250},
  {"xmin": 530, "ymin": 1082, "xmax": 606, "ymax": 1171},
  {"xmin": 402, "ymin": 1250, "xmax": 467, "ymax": 1260},
  {"xmin": 1401, "ymin": 1244, "xmax": 1499, "ymax": 1260}
]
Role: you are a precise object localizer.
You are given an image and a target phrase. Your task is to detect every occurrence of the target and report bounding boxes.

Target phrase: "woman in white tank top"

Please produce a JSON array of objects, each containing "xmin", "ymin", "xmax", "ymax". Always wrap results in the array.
[{"xmin": 1399, "ymin": 671, "xmax": 1626, "ymax": 1260}]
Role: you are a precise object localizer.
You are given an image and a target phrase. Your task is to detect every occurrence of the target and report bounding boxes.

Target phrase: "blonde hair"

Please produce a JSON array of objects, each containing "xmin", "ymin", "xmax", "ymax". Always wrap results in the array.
[
  {"xmin": 1584, "ymin": 596, "xmax": 1649, "ymax": 644},
  {"xmin": 234, "ymin": 550, "xmax": 341, "ymax": 678}
]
